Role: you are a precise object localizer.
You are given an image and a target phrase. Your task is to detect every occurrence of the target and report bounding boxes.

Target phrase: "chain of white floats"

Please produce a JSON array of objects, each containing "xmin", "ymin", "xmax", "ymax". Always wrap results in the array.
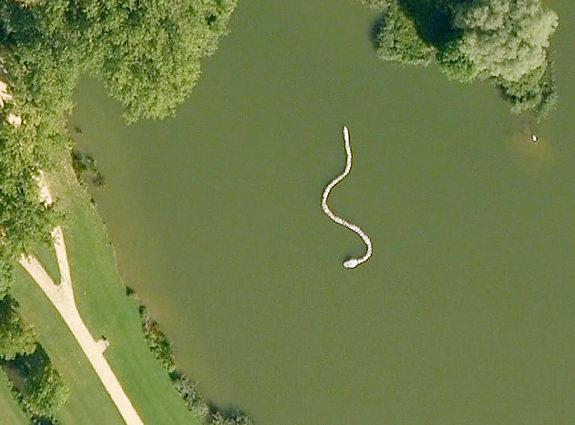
[{"xmin": 321, "ymin": 126, "xmax": 372, "ymax": 269}]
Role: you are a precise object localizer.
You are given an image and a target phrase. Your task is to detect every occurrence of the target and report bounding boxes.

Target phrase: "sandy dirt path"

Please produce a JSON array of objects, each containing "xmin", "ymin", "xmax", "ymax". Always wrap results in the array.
[{"xmin": 19, "ymin": 176, "xmax": 145, "ymax": 425}]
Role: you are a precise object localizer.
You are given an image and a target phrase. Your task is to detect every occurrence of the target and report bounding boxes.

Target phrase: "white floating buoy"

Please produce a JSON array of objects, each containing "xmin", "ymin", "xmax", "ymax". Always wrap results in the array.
[
  {"xmin": 343, "ymin": 258, "xmax": 359, "ymax": 269},
  {"xmin": 321, "ymin": 126, "xmax": 373, "ymax": 270},
  {"xmin": 343, "ymin": 126, "xmax": 350, "ymax": 143}
]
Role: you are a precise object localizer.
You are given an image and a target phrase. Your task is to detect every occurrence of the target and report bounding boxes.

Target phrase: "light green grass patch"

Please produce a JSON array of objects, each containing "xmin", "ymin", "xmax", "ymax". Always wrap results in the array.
[
  {"xmin": 13, "ymin": 266, "xmax": 125, "ymax": 425},
  {"xmin": 0, "ymin": 369, "xmax": 28, "ymax": 425},
  {"xmin": 32, "ymin": 244, "xmax": 61, "ymax": 285}
]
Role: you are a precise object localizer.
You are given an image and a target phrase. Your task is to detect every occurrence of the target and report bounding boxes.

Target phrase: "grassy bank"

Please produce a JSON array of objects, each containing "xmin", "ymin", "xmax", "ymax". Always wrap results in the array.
[
  {"xmin": 12, "ymin": 160, "xmax": 202, "ymax": 425},
  {"xmin": 132, "ymin": 294, "xmax": 252, "ymax": 425},
  {"xmin": 0, "ymin": 370, "xmax": 27, "ymax": 425}
]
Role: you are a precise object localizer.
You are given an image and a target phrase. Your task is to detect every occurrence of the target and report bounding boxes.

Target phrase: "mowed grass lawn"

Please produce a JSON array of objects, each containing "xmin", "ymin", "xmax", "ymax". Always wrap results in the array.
[
  {"xmin": 0, "ymin": 370, "xmax": 27, "ymax": 425},
  {"xmin": 11, "ymin": 163, "xmax": 200, "ymax": 425}
]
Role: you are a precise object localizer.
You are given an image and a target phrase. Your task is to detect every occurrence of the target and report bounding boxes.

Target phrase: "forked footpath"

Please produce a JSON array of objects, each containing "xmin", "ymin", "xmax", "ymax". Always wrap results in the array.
[{"xmin": 19, "ymin": 176, "xmax": 145, "ymax": 425}]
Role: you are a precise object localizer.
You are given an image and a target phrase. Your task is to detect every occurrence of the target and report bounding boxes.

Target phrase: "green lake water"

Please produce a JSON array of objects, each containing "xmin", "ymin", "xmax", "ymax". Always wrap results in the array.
[{"xmin": 72, "ymin": 1, "xmax": 575, "ymax": 424}]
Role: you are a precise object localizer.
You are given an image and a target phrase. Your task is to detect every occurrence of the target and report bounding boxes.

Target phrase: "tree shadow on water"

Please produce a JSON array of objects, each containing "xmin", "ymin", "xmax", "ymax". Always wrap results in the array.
[
  {"xmin": 369, "ymin": 15, "xmax": 384, "ymax": 47},
  {"xmin": 398, "ymin": 0, "xmax": 461, "ymax": 46},
  {"xmin": 368, "ymin": 0, "xmax": 461, "ymax": 49}
]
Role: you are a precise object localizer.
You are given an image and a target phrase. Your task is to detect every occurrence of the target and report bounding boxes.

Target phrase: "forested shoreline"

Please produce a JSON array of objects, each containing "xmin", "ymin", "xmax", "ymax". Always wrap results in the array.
[
  {"xmin": 0, "ymin": 0, "xmax": 237, "ymax": 296},
  {"xmin": 0, "ymin": 0, "xmax": 239, "ymax": 422}
]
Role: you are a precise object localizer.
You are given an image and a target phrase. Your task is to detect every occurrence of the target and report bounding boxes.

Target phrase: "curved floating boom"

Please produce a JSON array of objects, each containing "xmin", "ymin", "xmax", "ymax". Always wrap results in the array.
[{"xmin": 321, "ymin": 126, "xmax": 373, "ymax": 269}]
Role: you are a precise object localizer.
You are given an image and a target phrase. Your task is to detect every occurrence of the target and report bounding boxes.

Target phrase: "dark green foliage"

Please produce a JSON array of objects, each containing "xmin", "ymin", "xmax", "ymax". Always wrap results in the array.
[
  {"xmin": 89, "ymin": 0, "xmax": 238, "ymax": 122},
  {"xmin": 0, "ymin": 0, "xmax": 237, "ymax": 296},
  {"xmin": 72, "ymin": 149, "xmax": 105, "ymax": 187},
  {"xmin": 32, "ymin": 418, "xmax": 61, "ymax": 425},
  {"xmin": 13, "ymin": 0, "xmax": 40, "ymax": 6},
  {"xmin": 0, "ymin": 108, "xmax": 62, "ymax": 294},
  {"xmin": 362, "ymin": 0, "xmax": 559, "ymax": 118},
  {"xmin": 0, "ymin": 296, "xmax": 37, "ymax": 360},
  {"xmin": 211, "ymin": 410, "xmax": 253, "ymax": 425},
  {"xmin": 0, "ymin": 299, "xmax": 66, "ymax": 423},
  {"xmin": 374, "ymin": 0, "xmax": 434, "ymax": 66},
  {"xmin": 0, "ymin": 39, "xmax": 74, "ymax": 293},
  {"xmin": 446, "ymin": 0, "xmax": 558, "ymax": 82},
  {"xmin": 6, "ymin": 346, "xmax": 68, "ymax": 418},
  {"xmin": 436, "ymin": 38, "xmax": 476, "ymax": 83},
  {"xmin": 3, "ymin": 368, "xmax": 59, "ymax": 425},
  {"xmin": 497, "ymin": 57, "xmax": 557, "ymax": 119},
  {"xmin": 170, "ymin": 371, "xmax": 210, "ymax": 421},
  {"xmin": 0, "ymin": 0, "xmax": 237, "ymax": 121},
  {"xmin": 23, "ymin": 365, "xmax": 68, "ymax": 418},
  {"xmin": 0, "ymin": 257, "xmax": 11, "ymax": 299},
  {"xmin": 0, "ymin": 1, "xmax": 239, "ymax": 422},
  {"xmin": 138, "ymin": 304, "xmax": 176, "ymax": 373}
]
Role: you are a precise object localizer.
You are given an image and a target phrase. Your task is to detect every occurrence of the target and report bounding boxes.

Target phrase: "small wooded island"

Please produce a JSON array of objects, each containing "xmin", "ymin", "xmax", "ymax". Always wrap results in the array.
[{"xmin": 362, "ymin": 0, "xmax": 558, "ymax": 119}]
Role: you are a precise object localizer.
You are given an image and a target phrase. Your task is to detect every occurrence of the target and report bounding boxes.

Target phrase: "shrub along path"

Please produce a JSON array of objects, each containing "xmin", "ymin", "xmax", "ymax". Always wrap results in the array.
[{"xmin": 19, "ymin": 177, "xmax": 145, "ymax": 425}]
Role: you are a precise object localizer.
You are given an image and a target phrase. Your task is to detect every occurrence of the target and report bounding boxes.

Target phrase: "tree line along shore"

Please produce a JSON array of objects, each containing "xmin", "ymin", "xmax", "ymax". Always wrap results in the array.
[{"xmin": 0, "ymin": 1, "xmax": 252, "ymax": 424}]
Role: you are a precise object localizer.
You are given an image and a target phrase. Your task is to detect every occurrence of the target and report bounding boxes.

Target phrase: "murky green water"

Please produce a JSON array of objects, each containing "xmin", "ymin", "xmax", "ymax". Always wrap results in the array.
[{"xmin": 72, "ymin": 1, "xmax": 575, "ymax": 424}]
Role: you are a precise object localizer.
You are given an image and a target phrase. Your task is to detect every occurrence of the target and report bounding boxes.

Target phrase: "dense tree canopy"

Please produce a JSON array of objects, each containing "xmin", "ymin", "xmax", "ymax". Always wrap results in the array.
[
  {"xmin": 23, "ymin": 365, "xmax": 68, "ymax": 417},
  {"xmin": 0, "ymin": 296, "xmax": 37, "ymax": 359},
  {"xmin": 449, "ymin": 0, "xmax": 557, "ymax": 82},
  {"xmin": 497, "ymin": 57, "xmax": 557, "ymax": 116},
  {"xmin": 77, "ymin": 0, "xmax": 236, "ymax": 121},
  {"xmin": 8, "ymin": 347, "xmax": 68, "ymax": 417},
  {"xmin": 1, "ymin": 297, "xmax": 67, "ymax": 421},
  {"xmin": 374, "ymin": 0, "xmax": 434, "ymax": 66},
  {"xmin": 0, "ymin": 0, "xmax": 237, "ymax": 293},
  {"xmin": 363, "ymin": 0, "xmax": 559, "ymax": 118},
  {"xmin": 0, "ymin": 0, "xmax": 237, "ymax": 121}
]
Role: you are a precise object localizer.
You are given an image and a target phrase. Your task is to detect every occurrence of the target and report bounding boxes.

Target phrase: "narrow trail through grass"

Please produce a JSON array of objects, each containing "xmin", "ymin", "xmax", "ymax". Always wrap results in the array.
[
  {"xmin": 12, "ymin": 164, "xmax": 202, "ymax": 425},
  {"xmin": 19, "ymin": 175, "xmax": 145, "ymax": 425}
]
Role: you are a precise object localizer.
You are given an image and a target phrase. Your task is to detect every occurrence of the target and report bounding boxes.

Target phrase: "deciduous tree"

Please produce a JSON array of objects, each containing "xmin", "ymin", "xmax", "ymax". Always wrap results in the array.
[
  {"xmin": 375, "ymin": 0, "xmax": 434, "ymax": 66},
  {"xmin": 0, "ymin": 296, "xmax": 37, "ymax": 359},
  {"xmin": 362, "ymin": 0, "xmax": 559, "ymax": 117}
]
